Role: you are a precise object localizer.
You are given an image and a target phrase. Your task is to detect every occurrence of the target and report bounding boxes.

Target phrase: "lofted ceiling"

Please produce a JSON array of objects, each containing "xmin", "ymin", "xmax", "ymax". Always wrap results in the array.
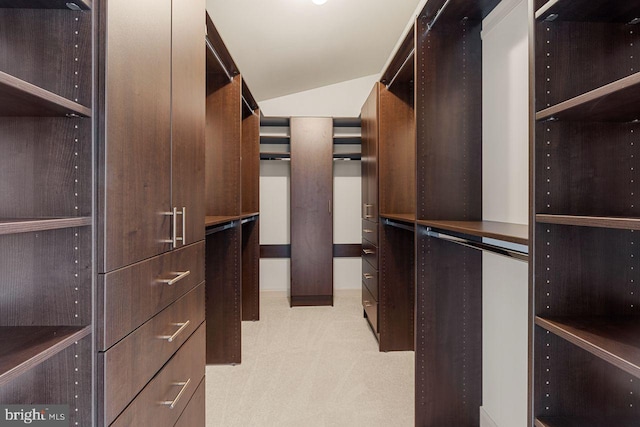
[{"xmin": 205, "ymin": 0, "xmax": 423, "ymax": 102}]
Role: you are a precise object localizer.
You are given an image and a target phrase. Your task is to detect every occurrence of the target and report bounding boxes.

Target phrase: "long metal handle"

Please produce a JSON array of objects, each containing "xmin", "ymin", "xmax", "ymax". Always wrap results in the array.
[
  {"xmin": 172, "ymin": 207, "xmax": 178, "ymax": 247},
  {"xmin": 364, "ymin": 204, "xmax": 373, "ymax": 219},
  {"xmin": 158, "ymin": 270, "xmax": 191, "ymax": 285},
  {"xmin": 181, "ymin": 207, "xmax": 186, "ymax": 246},
  {"xmin": 328, "ymin": 200, "xmax": 332, "ymax": 214},
  {"xmin": 158, "ymin": 321, "xmax": 190, "ymax": 342},
  {"xmin": 159, "ymin": 378, "xmax": 191, "ymax": 409},
  {"xmin": 363, "ymin": 249, "xmax": 375, "ymax": 255},
  {"xmin": 363, "ymin": 273, "xmax": 373, "ymax": 279}
]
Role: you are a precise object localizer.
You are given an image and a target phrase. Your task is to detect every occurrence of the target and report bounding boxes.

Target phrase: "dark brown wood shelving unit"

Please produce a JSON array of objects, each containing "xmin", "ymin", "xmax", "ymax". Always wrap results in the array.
[
  {"xmin": 205, "ymin": 215, "xmax": 240, "ymax": 228},
  {"xmin": 535, "ymin": 417, "xmax": 640, "ymax": 427},
  {"xmin": 380, "ymin": 213, "xmax": 415, "ymax": 224},
  {"xmin": 0, "ymin": 0, "xmax": 91, "ymax": 9},
  {"xmin": 535, "ymin": 0, "xmax": 640, "ymax": 22},
  {"xmin": 418, "ymin": 220, "xmax": 529, "ymax": 245},
  {"xmin": 0, "ymin": 217, "xmax": 91, "ymax": 235},
  {"xmin": 0, "ymin": 71, "xmax": 91, "ymax": 117},
  {"xmin": 0, "ymin": 326, "xmax": 90, "ymax": 387},
  {"xmin": 536, "ymin": 214, "xmax": 640, "ymax": 230}
]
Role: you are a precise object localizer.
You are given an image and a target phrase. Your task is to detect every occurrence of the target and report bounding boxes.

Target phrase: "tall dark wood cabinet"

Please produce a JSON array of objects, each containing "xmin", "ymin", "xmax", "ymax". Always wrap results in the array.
[
  {"xmin": 0, "ymin": 3, "xmax": 93, "ymax": 425},
  {"xmin": 361, "ymin": 27, "xmax": 416, "ymax": 352},
  {"xmin": 290, "ymin": 117, "xmax": 334, "ymax": 306},
  {"xmin": 96, "ymin": 0, "xmax": 206, "ymax": 424},
  {"xmin": 531, "ymin": 1, "xmax": 640, "ymax": 425}
]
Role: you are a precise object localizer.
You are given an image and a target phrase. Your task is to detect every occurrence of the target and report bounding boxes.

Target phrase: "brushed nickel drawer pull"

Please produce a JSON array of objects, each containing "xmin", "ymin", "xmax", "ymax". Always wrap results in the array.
[
  {"xmin": 363, "ymin": 249, "xmax": 375, "ymax": 255},
  {"xmin": 181, "ymin": 207, "xmax": 186, "ymax": 245},
  {"xmin": 172, "ymin": 207, "xmax": 186, "ymax": 248},
  {"xmin": 363, "ymin": 273, "xmax": 373, "ymax": 279},
  {"xmin": 158, "ymin": 270, "xmax": 191, "ymax": 285},
  {"xmin": 363, "ymin": 228, "xmax": 373, "ymax": 233},
  {"xmin": 158, "ymin": 320, "xmax": 191, "ymax": 343},
  {"xmin": 363, "ymin": 300, "xmax": 372, "ymax": 308},
  {"xmin": 160, "ymin": 378, "xmax": 191, "ymax": 409}
]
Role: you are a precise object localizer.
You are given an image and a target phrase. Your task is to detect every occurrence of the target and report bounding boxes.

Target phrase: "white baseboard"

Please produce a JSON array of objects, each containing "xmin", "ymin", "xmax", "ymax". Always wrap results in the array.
[{"xmin": 480, "ymin": 407, "xmax": 499, "ymax": 427}]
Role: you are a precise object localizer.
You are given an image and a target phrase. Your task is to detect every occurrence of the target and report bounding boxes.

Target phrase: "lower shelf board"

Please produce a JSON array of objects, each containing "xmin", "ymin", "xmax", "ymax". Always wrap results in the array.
[
  {"xmin": 0, "ymin": 325, "xmax": 91, "ymax": 387},
  {"xmin": 0, "ymin": 217, "xmax": 91, "ymax": 235},
  {"xmin": 535, "ymin": 316, "xmax": 640, "ymax": 379},
  {"xmin": 536, "ymin": 416, "xmax": 640, "ymax": 427}
]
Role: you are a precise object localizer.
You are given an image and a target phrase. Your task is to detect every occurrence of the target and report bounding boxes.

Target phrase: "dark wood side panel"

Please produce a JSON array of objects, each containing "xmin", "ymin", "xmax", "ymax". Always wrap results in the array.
[
  {"xmin": 205, "ymin": 225, "xmax": 241, "ymax": 364},
  {"xmin": 99, "ymin": 0, "xmax": 172, "ymax": 272},
  {"xmin": 416, "ymin": 230, "xmax": 482, "ymax": 427},
  {"xmin": 260, "ymin": 244, "xmax": 291, "ymax": 258},
  {"xmin": 290, "ymin": 117, "xmax": 333, "ymax": 305},
  {"xmin": 175, "ymin": 377, "xmax": 205, "ymax": 427},
  {"xmin": 172, "ymin": 0, "xmax": 205, "ymax": 245},
  {"xmin": 361, "ymin": 84, "xmax": 379, "ymax": 221},
  {"xmin": 97, "ymin": 241, "xmax": 204, "ymax": 350},
  {"xmin": 379, "ymin": 82, "xmax": 415, "ymax": 216},
  {"xmin": 242, "ymin": 218, "xmax": 260, "ymax": 321},
  {"xmin": 378, "ymin": 224, "xmax": 414, "ymax": 352},
  {"xmin": 416, "ymin": 19, "xmax": 482, "ymax": 221},
  {"xmin": 242, "ymin": 108, "xmax": 260, "ymax": 214}
]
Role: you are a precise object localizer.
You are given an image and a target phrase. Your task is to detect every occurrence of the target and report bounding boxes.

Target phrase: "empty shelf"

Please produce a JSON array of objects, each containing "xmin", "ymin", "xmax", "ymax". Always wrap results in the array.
[
  {"xmin": 0, "ymin": 217, "xmax": 91, "ymax": 235},
  {"xmin": 418, "ymin": 220, "xmax": 528, "ymax": 245},
  {"xmin": 536, "ymin": 214, "xmax": 640, "ymax": 231},
  {"xmin": 535, "ymin": 0, "xmax": 640, "ymax": 23},
  {"xmin": 205, "ymin": 215, "xmax": 240, "ymax": 228}
]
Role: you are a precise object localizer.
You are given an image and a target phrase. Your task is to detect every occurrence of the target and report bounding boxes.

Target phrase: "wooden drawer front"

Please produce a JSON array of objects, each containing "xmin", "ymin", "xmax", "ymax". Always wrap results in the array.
[
  {"xmin": 362, "ymin": 260, "xmax": 378, "ymax": 301},
  {"xmin": 111, "ymin": 323, "xmax": 205, "ymax": 427},
  {"xmin": 100, "ymin": 284, "xmax": 205, "ymax": 426},
  {"xmin": 174, "ymin": 377, "xmax": 205, "ymax": 427},
  {"xmin": 98, "ymin": 241, "xmax": 204, "ymax": 350},
  {"xmin": 362, "ymin": 240, "xmax": 378, "ymax": 269},
  {"xmin": 362, "ymin": 284, "xmax": 378, "ymax": 334},
  {"xmin": 362, "ymin": 219, "xmax": 378, "ymax": 245}
]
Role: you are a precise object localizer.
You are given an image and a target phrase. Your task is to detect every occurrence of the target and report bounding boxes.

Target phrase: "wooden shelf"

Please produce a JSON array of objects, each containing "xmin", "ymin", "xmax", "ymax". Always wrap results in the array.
[
  {"xmin": 380, "ymin": 213, "xmax": 415, "ymax": 224},
  {"xmin": 535, "ymin": 0, "xmax": 640, "ymax": 23},
  {"xmin": 0, "ymin": 326, "xmax": 90, "ymax": 387},
  {"xmin": 417, "ymin": 220, "xmax": 528, "ymax": 245},
  {"xmin": 205, "ymin": 215, "xmax": 240, "ymax": 228},
  {"xmin": 536, "ymin": 214, "xmax": 640, "ymax": 230},
  {"xmin": 535, "ymin": 417, "xmax": 640, "ymax": 427},
  {"xmin": 0, "ymin": 71, "xmax": 91, "ymax": 118},
  {"xmin": 240, "ymin": 212, "xmax": 259, "ymax": 220},
  {"xmin": 536, "ymin": 72, "xmax": 640, "ymax": 122},
  {"xmin": 536, "ymin": 316, "xmax": 640, "ymax": 379},
  {"xmin": 0, "ymin": 0, "xmax": 91, "ymax": 9},
  {"xmin": 0, "ymin": 217, "xmax": 91, "ymax": 236}
]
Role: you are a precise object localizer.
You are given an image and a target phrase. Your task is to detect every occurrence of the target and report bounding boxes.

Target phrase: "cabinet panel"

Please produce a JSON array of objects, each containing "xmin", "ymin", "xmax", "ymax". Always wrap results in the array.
[
  {"xmin": 110, "ymin": 324, "xmax": 205, "ymax": 427},
  {"xmin": 362, "ymin": 259, "xmax": 378, "ymax": 300},
  {"xmin": 362, "ymin": 219, "xmax": 378, "ymax": 245},
  {"xmin": 171, "ymin": 0, "xmax": 205, "ymax": 246},
  {"xmin": 362, "ymin": 283, "xmax": 378, "ymax": 334},
  {"xmin": 99, "ymin": 284, "xmax": 204, "ymax": 425},
  {"xmin": 97, "ymin": 241, "xmax": 204, "ymax": 350},
  {"xmin": 99, "ymin": 0, "xmax": 172, "ymax": 272},
  {"xmin": 361, "ymin": 84, "xmax": 379, "ymax": 221},
  {"xmin": 290, "ymin": 117, "xmax": 333, "ymax": 306},
  {"xmin": 362, "ymin": 239, "xmax": 378, "ymax": 270},
  {"xmin": 174, "ymin": 377, "xmax": 205, "ymax": 427}
]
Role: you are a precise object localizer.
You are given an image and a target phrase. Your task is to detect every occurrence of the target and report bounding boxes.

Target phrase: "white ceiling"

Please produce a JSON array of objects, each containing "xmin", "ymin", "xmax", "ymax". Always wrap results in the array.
[{"xmin": 205, "ymin": 0, "xmax": 423, "ymax": 102}]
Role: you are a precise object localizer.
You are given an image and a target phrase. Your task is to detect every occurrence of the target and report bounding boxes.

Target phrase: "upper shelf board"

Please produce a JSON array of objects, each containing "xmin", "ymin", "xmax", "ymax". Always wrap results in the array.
[
  {"xmin": 0, "ymin": 0, "xmax": 91, "ymax": 9},
  {"xmin": 536, "ymin": 0, "xmax": 640, "ymax": 23},
  {"xmin": 417, "ymin": 220, "xmax": 529, "ymax": 245}
]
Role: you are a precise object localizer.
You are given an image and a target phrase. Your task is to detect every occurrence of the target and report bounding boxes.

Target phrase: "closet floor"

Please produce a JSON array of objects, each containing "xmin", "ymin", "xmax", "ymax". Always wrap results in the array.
[{"xmin": 205, "ymin": 289, "xmax": 414, "ymax": 426}]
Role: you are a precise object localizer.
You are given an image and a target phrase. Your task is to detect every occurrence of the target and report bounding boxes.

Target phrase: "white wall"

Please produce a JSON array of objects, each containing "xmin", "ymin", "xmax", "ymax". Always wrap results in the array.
[{"xmin": 481, "ymin": 0, "xmax": 529, "ymax": 426}]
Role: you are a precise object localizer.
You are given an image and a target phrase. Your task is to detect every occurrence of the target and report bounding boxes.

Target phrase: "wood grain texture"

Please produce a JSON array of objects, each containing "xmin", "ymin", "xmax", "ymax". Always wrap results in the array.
[
  {"xmin": 362, "ymin": 239, "xmax": 378, "ymax": 270},
  {"xmin": 0, "ymin": 227, "xmax": 92, "ymax": 326},
  {"xmin": 0, "ymin": 9, "xmax": 91, "ymax": 107},
  {"xmin": 536, "ymin": 214, "xmax": 640, "ymax": 231},
  {"xmin": 174, "ymin": 377, "xmax": 205, "ymax": 427},
  {"xmin": 362, "ymin": 284, "xmax": 378, "ymax": 334},
  {"xmin": 205, "ymin": 225, "xmax": 241, "ymax": 364},
  {"xmin": 0, "ymin": 118, "xmax": 91, "ymax": 218},
  {"xmin": 362, "ymin": 259, "xmax": 378, "ymax": 301},
  {"xmin": 205, "ymin": 215, "xmax": 240, "ymax": 227},
  {"xmin": 418, "ymin": 0, "xmax": 500, "ymax": 22},
  {"xmin": 362, "ymin": 219, "xmax": 378, "ymax": 245},
  {"xmin": 378, "ymin": 223, "xmax": 414, "ymax": 352},
  {"xmin": 205, "ymin": 76, "xmax": 241, "ymax": 216},
  {"xmin": 0, "ymin": 0, "xmax": 91, "ymax": 8},
  {"xmin": 416, "ymin": 19, "xmax": 483, "ymax": 221},
  {"xmin": 380, "ymin": 27, "xmax": 415, "ymax": 86},
  {"xmin": 98, "ymin": 0, "xmax": 172, "ymax": 272},
  {"xmin": 0, "ymin": 326, "xmax": 90, "ymax": 387},
  {"xmin": 110, "ymin": 325, "xmax": 205, "ymax": 427},
  {"xmin": 361, "ymin": 84, "xmax": 379, "ymax": 221},
  {"xmin": 205, "ymin": 13, "xmax": 239, "ymax": 79},
  {"xmin": 379, "ymin": 82, "xmax": 415, "ymax": 217},
  {"xmin": 0, "ymin": 217, "xmax": 90, "ymax": 235},
  {"xmin": 380, "ymin": 213, "xmax": 416, "ymax": 224},
  {"xmin": 535, "ymin": 416, "xmax": 640, "ymax": 427},
  {"xmin": 242, "ymin": 108, "xmax": 260, "ymax": 214},
  {"xmin": 172, "ymin": 0, "xmax": 205, "ymax": 246},
  {"xmin": 536, "ymin": 0, "xmax": 640, "ymax": 22},
  {"xmin": 241, "ymin": 219, "xmax": 260, "ymax": 321},
  {"xmin": 333, "ymin": 244, "xmax": 362, "ymax": 258},
  {"xmin": 96, "ymin": 241, "xmax": 204, "ymax": 350},
  {"xmin": 290, "ymin": 117, "xmax": 333, "ymax": 305},
  {"xmin": 417, "ymin": 220, "xmax": 529, "ymax": 245},
  {"xmin": 415, "ymin": 231, "xmax": 482, "ymax": 426},
  {"xmin": 260, "ymin": 244, "xmax": 291, "ymax": 258},
  {"xmin": 0, "ymin": 335, "xmax": 92, "ymax": 426},
  {"xmin": 98, "ymin": 284, "xmax": 204, "ymax": 425}
]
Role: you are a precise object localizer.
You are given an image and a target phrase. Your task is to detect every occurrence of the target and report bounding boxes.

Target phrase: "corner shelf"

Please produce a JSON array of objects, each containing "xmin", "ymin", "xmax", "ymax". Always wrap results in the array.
[
  {"xmin": 205, "ymin": 215, "xmax": 240, "ymax": 228},
  {"xmin": 0, "ymin": 326, "xmax": 91, "ymax": 387},
  {"xmin": 0, "ymin": 71, "xmax": 91, "ymax": 117},
  {"xmin": 417, "ymin": 220, "xmax": 529, "ymax": 246},
  {"xmin": 536, "ymin": 72, "xmax": 640, "ymax": 122},
  {"xmin": 535, "ymin": 0, "xmax": 640, "ymax": 22},
  {"xmin": 535, "ymin": 417, "xmax": 640, "ymax": 427},
  {"xmin": 536, "ymin": 214, "xmax": 640, "ymax": 231},
  {"xmin": 0, "ymin": 0, "xmax": 91, "ymax": 9},
  {"xmin": 0, "ymin": 217, "xmax": 92, "ymax": 236}
]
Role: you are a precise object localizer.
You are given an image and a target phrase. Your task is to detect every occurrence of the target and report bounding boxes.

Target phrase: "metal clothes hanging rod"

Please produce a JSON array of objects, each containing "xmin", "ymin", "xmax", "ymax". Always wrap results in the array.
[
  {"xmin": 206, "ymin": 220, "xmax": 237, "ymax": 235},
  {"xmin": 205, "ymin": 36, "xmax": 233, "ymax": 82},
  {"xmin": 382, "ymin": 218, "xmax": 415, "ymax": 232},
  {"xmin": 386, "ymin": 47, "xmax": 415, "ymax": 90},
  {"xmin": 426, "ymin": 229, "xmax": 528, "ymax": 262},
  {"xmin": 241, "ymin": 215, "xmax": 258, "ymax": 225},
  {"xmin": 428, "ymin": 0, "xmax": 453, "ymax": 31},
  {"xmin": 242, "ymin": 95, "xmax": 258, "ymax": 116}
]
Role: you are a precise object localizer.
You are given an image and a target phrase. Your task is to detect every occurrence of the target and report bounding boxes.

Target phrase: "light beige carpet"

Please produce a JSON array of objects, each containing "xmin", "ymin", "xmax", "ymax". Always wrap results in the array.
[{"xmin": 205, "ymin": 289, "xmax": 414, "ymax": 426}]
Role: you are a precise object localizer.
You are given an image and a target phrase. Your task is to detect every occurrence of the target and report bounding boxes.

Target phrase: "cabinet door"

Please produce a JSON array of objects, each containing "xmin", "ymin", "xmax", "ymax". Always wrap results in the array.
[
  {"xmin": 172, "ymin": 0, "xmax": 205, "ymax": 246},
  {"xmin": 290, "ymin": 117, "xmax": 333, "ymax": 306},
  {"xmin": 100, "ymin": 0, "xmax": 172, "ymax": 272},
  {"xmin": 361, "ymin": 84, "xmax": 379, "ymax": 221}
]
